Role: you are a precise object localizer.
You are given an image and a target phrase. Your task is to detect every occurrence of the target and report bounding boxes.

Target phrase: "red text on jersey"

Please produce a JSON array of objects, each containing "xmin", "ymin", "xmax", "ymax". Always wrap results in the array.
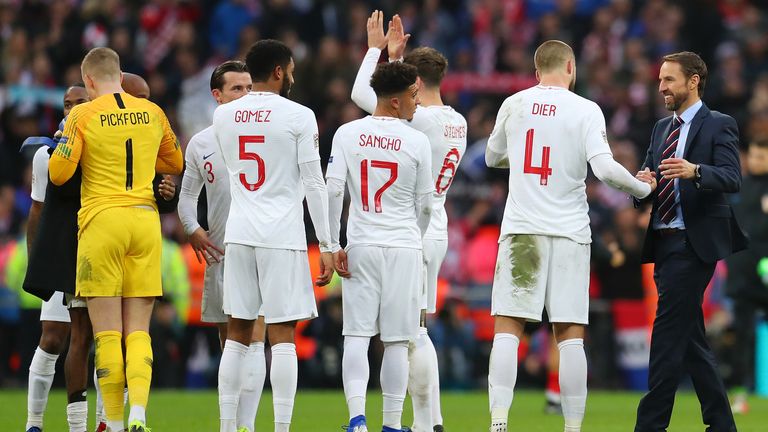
[
  {"xmin": 359, "ymin": 134, "xmax": 401, "ymax": 151},
  {"xmin": 234, "ymin": 110, "xmax": 272, "ymax": 123},
  {"xmin": 532, "ymin": 103, "xmax": 556, "ymax": 117}
]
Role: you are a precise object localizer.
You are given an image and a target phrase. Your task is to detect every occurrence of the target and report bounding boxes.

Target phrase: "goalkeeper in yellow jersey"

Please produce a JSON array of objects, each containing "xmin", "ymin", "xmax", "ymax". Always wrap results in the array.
[{"xmin": 48, "ymin": 47, "xmax": 183, "ymax": 432}]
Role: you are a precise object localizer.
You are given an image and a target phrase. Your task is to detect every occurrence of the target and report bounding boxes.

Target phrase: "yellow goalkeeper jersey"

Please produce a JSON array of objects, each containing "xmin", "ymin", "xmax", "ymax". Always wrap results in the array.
[{"xmin": 49, "ymin": 92, "xmax": 183, "ymax": 230}]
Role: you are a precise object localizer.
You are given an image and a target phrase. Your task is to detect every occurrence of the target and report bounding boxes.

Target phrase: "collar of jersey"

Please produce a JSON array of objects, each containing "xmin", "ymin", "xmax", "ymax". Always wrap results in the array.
[
  {"xmin": 248, "ymin": 91, "xmax": 276, "ymax": 96},
  {"xmin": 370, "ymin": 115, "xmax": 398, "ymax": 121},
  {"xmin": 535, "ymin": 84, "xmax": 567, "ymax": 91}
]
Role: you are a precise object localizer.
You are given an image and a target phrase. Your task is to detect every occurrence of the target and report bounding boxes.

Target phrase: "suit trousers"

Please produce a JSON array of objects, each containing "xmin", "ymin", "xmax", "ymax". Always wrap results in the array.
[{"xmin": 635, "ymin": 230, "xmax": 736, "ymax": 432}]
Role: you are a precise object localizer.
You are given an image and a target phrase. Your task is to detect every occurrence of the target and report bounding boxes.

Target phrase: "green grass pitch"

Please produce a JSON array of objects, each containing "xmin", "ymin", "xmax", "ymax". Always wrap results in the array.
[{"xmin": 1, "ymin": 389, "xmax": 766, "ymax": 431}]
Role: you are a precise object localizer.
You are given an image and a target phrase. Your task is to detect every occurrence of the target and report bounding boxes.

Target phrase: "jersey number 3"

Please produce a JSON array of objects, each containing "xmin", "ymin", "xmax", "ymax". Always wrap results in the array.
[
  {"xmin": 360, "ymin": 159, "xmax": 398, "ymax": 213},
  {"xmin": 239, "ymin": 135, "xmax": 265, "ymax": 191},
  {"xmin": 524, "ymin": 128, "xmax": 552, "ymax": 185}
]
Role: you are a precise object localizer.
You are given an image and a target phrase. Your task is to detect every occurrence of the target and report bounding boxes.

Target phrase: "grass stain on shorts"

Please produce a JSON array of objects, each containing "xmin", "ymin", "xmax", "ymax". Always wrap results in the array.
[{"xmin": 508, "ymin": 234, "xmax": 540, "ymax": 290}]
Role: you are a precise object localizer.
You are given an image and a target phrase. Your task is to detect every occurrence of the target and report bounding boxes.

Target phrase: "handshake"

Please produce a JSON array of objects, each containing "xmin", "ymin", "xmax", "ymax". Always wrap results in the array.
[{"xmin": 635, "ymin": 167, "xmax": 657, "ymax": 192}]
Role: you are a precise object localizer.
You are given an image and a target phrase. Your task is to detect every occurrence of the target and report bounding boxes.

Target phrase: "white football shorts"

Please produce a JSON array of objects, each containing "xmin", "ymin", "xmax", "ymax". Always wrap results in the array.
[
  {"xmin": 39, "ymin": 291, "xmax": 71, "ymax": 323},
  {"xmin": 422, "ymin": 239, "xmax": 447, "ymax": 314},
  {"xmin": 222, "ymin": 243, "xmax": 317, "ymax": 323},
  {"xmin": 342, "ymin": 245, "xmax": 421, "ymax": 342},
  {"xmin": 492, "ymin": 234, "xmax": 590, "ymax": 324}
]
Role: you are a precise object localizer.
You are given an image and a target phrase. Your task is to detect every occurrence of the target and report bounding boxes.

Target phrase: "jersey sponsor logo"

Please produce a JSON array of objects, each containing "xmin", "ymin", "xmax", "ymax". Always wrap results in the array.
[
  {"xmin": 313, "ymin": 132, "xmax": 319, "ymax": 149},
  {"xmin": 203, "ymin": 152, "xmax": 216, "ymax": 160},
  {"xmin": 358, "ymin": 134, "xmax": 401, "ymax": 151},
  {"xmin": 99, "ymin": 111, "xmax": 150, "ymax": 127},
  {"xmin": 234, "ymin": 109, "xmax": 271, "ymax": 123}
]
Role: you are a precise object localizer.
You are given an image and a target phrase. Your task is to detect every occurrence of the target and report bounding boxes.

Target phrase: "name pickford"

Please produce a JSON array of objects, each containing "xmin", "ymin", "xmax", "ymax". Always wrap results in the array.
[{"xmin": 100, "ymin": 111, "xmax": 150, "ymax": 127}]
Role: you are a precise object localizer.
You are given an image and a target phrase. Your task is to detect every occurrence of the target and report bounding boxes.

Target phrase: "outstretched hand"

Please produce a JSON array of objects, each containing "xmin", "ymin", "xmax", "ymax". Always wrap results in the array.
[
  {"xmin": 366, "ymin": 10, "xmax": 388, "ymax": 50},
  {"xmin": 387, "ymin": 14, "xmax": 410, "ymax": 61},
  {"xmin": 636, "ymin": 167, "xmax": 657, "ymax": 192}
]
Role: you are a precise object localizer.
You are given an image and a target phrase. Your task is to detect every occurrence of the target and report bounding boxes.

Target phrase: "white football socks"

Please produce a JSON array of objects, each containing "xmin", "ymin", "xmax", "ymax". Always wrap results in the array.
[
  {"xmin": 558, "ymin": 338, "xmax": 587, "ymax": 432},
  {"xmin": 237, "ymin": 341, "xmax": 266, "ymax": 431},
  {"xmin": 381, "ymin": 341, "xmax": 409, "ymax": 430},
  {"xmin": 488, "ymin": 333, "xmax": 519, "ymax": 426},
  {"xmin": 67, "ymin": 400, "xmax": 88, "ymax": 432},
  {"xmin": 408, "ymin": 327, "xmax": 437, "ymax": 431},
  {"xmin": 26, "ymin": 346, "xmax": 59, "ymax": 429},
  {"xmin": 271, "ymin": 343, "xmax": 298, "ymax": 431},
  {"xmin": 219, "ymin": 339, "xmax": 248, "ymax": 432},
  {"xmin": 342, "ymin": 336, "xmax": 371, "ymax": 420}
]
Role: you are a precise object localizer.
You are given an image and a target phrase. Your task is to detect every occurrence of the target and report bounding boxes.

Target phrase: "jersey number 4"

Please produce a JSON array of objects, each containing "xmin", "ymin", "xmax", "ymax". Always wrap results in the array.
[
  {"xmin": 239, "ymin": 135, "xmax": 265, "ymax": 191},
  {"xmin": 524, "ymin": 128, "xmax": 552, "ymax": 185},
  {"xmin": 360, "ymin": 159, "xmax": 398, "ymax": 213}
]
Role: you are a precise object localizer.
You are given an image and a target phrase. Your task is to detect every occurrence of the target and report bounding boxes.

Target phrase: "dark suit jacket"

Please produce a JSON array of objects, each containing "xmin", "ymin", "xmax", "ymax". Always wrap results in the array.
[{"xmin": 637, "ymin": 103, "xmax": 748, "ymax": 264}]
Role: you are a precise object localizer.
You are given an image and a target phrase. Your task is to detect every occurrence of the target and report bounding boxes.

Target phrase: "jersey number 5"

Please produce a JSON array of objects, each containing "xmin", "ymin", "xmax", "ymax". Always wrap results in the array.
[
  {"xmin": 524, "ymin": 128, "xmax": 552, "ymax": 185},
  {"xmin": 360, "ymin": 159, "xmax": 398, "ymax": 213},
  {"xmin": 239, "ymin": 135, "xmax": 265, "ymax": 191}
]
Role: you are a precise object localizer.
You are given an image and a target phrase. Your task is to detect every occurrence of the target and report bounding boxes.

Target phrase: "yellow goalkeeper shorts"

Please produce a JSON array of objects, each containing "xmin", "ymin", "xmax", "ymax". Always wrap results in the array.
[{"xmin": 76, "ymin": 206, "xmax": 162, "ymax": 298}]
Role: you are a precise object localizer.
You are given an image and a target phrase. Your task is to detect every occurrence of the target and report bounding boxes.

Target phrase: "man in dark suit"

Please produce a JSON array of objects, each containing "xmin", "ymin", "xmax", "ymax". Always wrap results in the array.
[{"xmin": 634, "ymin": 51, "xmax": 748, "ymax": 432}]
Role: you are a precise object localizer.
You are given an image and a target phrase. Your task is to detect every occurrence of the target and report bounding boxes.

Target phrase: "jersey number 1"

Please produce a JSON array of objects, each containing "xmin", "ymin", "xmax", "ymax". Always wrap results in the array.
[
  {"xmin": 239, "ymin": 135, "xmax": 265, "ymax": 191},
  {"xmin": 523, "ymin": 128, "xmax": 552, "ymax": 185},
  {"xmin": 360, "ymin": 159, "xmax": 398, "ymax": 213}
]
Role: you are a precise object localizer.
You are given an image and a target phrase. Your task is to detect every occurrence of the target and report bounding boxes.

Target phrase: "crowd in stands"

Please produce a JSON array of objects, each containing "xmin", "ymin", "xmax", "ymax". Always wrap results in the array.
[{"xmin": 2, "ymin": 0, "xmax": 768, "ymax": 392}]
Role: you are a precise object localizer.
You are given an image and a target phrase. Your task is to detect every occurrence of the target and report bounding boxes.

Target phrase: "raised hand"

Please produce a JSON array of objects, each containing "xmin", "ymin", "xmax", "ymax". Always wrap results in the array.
[
  {"xmin": 366, "ymin": 10, "xmax": 388, "ymax": 50},
  {"xmin": 387, "ymin": 14, "xmax": 411, "ymax": 61}
]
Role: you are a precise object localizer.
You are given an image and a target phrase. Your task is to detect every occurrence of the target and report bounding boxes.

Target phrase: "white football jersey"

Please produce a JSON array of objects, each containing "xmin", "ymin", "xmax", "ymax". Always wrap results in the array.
[
  {"xmin": 327, "ymin": 116, "xmax": 433, "ymax": 249},
  {"xmin": 487, "ymin": 85, "xmax": 612, "ymax": 244},
  {"xmin": 183, "ymin": 126, "xmax": 230, "ymax": 248},
  {"xmin": 410, "ymin": 106, "xmax": 467, "ymax": 240},
  {"xmin": 213, "ymin": 91, "xmax": 320, "ymax": 250},
  {"xmin": 31, "ymin": 146, "xmax": 49, "ymax": 202}
]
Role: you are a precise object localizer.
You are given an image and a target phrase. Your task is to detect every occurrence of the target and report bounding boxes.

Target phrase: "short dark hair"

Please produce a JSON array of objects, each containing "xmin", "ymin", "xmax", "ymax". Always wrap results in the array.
[
  {"xmin": 370, "ymin": 62, "xmax": 418, "ymax": 98},
  {"xmin": 404, "ymin": 47, "xmax": 448, "ymax": 87},
  {"xmin": 245, "ymin": 40, "xmax": 293, "ymax": 83},
  {"xmin": 663, "ymin": 51, "xmax": 708, "ymax": 95},
  {"xmin": 210, "ymin": 60, "xmax": 248, "ymax": 91}
]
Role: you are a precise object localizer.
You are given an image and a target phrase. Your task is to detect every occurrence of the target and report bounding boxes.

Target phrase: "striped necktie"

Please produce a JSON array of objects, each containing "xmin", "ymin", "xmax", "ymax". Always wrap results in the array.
[{"xmin": 656, "ymin": 116, "xmax": 683, "ymax": 224}]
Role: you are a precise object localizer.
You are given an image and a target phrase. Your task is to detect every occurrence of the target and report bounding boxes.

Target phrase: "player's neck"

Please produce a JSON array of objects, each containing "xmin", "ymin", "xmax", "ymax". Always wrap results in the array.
[
  {"xmin": 92, "ymin": 81, "xmax": 124, "ymax": 98},
  {"xmin": 418, "ymin": 88, "xmax": 443, "ymax": 107},
  {"xmin": 251, "ymin": 82, "xmax": 279, "ymax": 94},
  {"xmin": 537, "ymin": 74, "xmax": 571, "ymax": 90},
  {"xmin": 373, "ymin": 104, "xmax": 399, "ymax": 119}
]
